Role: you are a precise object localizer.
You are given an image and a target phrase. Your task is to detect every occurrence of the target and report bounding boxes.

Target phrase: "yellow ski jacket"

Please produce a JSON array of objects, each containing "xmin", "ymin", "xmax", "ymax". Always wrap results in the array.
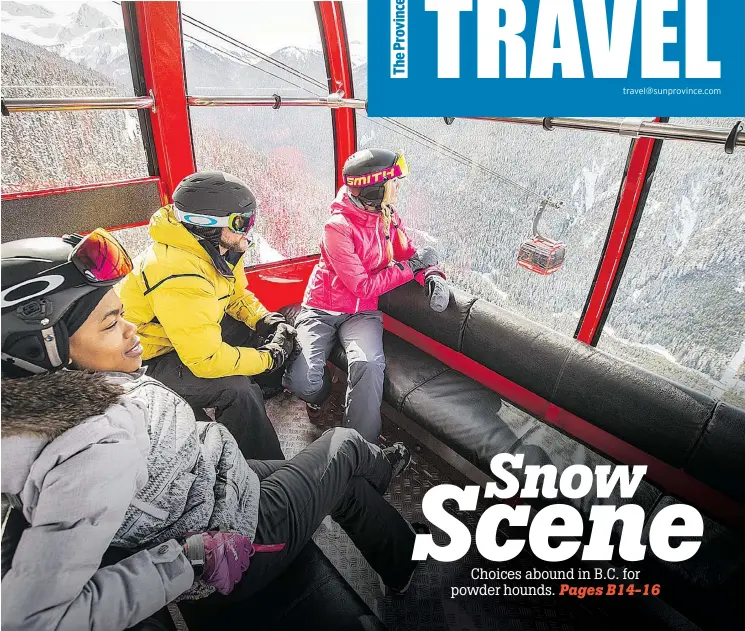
[{"xmin": 117, "ymin": 206, "xmax": 272, "ymax": 378}]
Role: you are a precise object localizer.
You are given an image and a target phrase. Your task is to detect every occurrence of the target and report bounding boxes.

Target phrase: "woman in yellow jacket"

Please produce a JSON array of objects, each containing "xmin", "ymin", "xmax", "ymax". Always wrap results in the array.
[{"xmin": 118, "ymin": 172, "xmax": 297, "ymax": 459}]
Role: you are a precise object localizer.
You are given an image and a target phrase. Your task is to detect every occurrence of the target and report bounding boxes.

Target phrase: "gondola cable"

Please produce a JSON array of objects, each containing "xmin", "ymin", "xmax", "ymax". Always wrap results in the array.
[
  {"xmin": 180, "ymin": 12, "xmax": 329, "ymax": 91},
  {"xmin": 182, "ymin": 33, "xmax": 323, "ymax": 97}
]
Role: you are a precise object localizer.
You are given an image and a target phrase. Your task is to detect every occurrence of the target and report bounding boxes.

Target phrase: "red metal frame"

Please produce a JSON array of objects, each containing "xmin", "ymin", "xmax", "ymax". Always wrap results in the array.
[
  {"xmin": 575, "ymin": 133, "xmax": 659, "ymax": 344},
  {"xmin": 244, "ymin": 255, "xmax": 319, "ymax": 311},
  {"xmin": 383, "ymin": 314, "xmax": 745, "ymax": 533},
  {"xmin": 135, "ymin": 1, "xmax": 195, "ymax": 200},
  {"xmin": 0, "ymin": 176, "xmax": 166, "ymax": 204},
  {"xmin": 317, "ymin": 2, "xmax": 357, "ymax": 190}
]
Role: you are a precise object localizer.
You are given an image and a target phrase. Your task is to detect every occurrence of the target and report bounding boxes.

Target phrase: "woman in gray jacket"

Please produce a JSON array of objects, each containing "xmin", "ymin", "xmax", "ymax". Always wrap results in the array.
[{"xmin": 0, "ymin": 231, "xmax": 421, "ymax": 631}]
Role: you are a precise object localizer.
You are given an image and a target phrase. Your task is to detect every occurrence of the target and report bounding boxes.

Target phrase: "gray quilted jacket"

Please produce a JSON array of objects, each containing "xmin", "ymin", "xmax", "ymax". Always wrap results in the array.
[{"xmin": 0, "ymin": 368, "xmax": 261, "ymax": 631}]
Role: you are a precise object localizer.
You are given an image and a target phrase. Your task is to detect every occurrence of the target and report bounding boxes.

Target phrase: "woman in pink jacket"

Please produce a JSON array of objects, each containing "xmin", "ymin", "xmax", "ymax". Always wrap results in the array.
[{"xmin": 283, "ymin": 149, "xmax": 450, "ymax": 442}]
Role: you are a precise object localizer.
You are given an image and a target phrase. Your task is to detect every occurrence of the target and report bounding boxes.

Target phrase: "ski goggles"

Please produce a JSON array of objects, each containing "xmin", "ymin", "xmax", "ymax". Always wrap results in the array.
[
  {"xmin": 175, "ymin": 208, "xmax": 256, "ymax": 234},
  {"xmin": 66, "ymin": 228, "xmax": 133, "ymax": 285},
  {"xmin": 1, "ymin": 229, "xmax": 132, "ymax": 316},
  {"xmin": 344, "ymin": 152, "xmax": 409, "ymax": 188}
]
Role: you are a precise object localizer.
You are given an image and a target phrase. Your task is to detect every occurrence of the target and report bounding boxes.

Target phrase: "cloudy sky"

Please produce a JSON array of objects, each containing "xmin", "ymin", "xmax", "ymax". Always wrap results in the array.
[{"xmin": 27, "ymin": 0, "xmax": 367, "ymax": 55}]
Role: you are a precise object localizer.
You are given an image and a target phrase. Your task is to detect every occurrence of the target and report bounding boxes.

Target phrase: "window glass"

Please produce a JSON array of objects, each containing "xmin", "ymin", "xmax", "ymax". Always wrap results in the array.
[
  {"xmin": 191, "ymin": 108, "xmax": 334, "ymax": 265},
  {"xmin": 344, "ymin": 2, "xmax": 633, "ymax": 338},
  {"xmin": 111, "ymin": 224, "xmax": 151, "ymax": 260},
  {"xmin": 184, "ymin": 2, "xmax": 335, "ymax": 265},
  {"xmin": 181, "ymin": 1, "xmax": 327, "ymax": 97},
  {"xmin": 597, "ymin": 119, "xmax": 745, "ymax": 408},
  {"xmin": 1, "ymin": 2, "xmax": 149, "ymax": 193},
  {"xmin": 1, "ymin": 109, "xmax": 149, "ymax": 194},
  {"xmin": 1, "ymin": 1, "xmax": 135, "ymax": 97}
]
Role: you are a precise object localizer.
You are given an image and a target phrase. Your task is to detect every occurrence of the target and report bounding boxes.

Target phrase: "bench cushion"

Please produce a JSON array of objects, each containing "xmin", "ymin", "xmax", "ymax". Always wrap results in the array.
[
  {"xmin": 395, "ymin": 347, "xmax": 661, "ymax": 520},
  {"xmin": 378, "ymin": 282, "xmax": 744, "ymax": 503},
  {"xmin": 551, "ymin": 344, "xmax": 715, "ymax": 468},
  {"xmin": 379, "ymin": 283, "xmax": 476, "ymax": 351},
  {"xmin": 684, "ymin": 402, "xmax": 745, "ymax": 504},
  {"xmin": 461, "ymin": 299, "xmax": 574, "ymax": 402}
]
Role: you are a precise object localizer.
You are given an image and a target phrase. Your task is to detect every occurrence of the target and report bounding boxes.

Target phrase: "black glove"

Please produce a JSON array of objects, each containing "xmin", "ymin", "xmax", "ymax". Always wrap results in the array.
[
  {"xmin": 259, "ymin": 343, "xmax": 288, "ymax": 374},
  {"xmin": 255, "ymin": 312, "xmax": 287, "ymax": 342},
  {"xmin": 425, "ymin": 273, "xmax": 451, "ymax": 312},
  {"xmin": 269, "ymin": 323, "xmax": 297, "ymax": 351},
  {"xmin": 259, "ymin": 323, "xmax": 296, "ymax": 374},
  {"xmin": 405, "ymin": 247, "xmax": 439, "ymax": 275}
]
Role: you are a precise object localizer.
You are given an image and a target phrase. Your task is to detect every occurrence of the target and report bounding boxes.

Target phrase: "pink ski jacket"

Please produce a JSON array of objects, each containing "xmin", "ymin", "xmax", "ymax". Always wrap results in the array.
[{"xmin": 303, "ymin": 188, "xmax": 435, "ymax": 314}]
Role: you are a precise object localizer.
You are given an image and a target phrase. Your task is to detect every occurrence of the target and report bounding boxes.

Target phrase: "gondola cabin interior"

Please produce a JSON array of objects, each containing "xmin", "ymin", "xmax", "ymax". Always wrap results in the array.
[{"xmin": 1, "ymin": 2, "xmax": 744, "ymax": 630}]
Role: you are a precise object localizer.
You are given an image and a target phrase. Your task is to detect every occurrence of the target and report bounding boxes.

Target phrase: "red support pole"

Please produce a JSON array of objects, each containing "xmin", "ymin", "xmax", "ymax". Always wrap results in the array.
[
  {"xmin": 317, "ymin": 2, "xmax": 357, "ymax": 191},
  {"xmin": 575, "ymin": 134, "xmax": 660, "ymax": 345},
  {"xmin": 134, "ymin": 1, "xmax": 195, "ymax": 200}
]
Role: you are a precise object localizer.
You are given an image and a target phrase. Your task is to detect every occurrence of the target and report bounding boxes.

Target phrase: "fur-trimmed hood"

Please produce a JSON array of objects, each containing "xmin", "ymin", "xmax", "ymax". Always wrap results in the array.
[
  {"xmin": 2, "ymin": 370, "xmax": 125, "ymax": 441},
  {"xmin": 1, "ymin": 369, "xmax": 142, "ymax": 497}
]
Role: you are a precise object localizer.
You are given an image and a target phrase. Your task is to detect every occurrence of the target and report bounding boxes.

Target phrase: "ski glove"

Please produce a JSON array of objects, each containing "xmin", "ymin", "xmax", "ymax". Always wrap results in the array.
[
  {"xmin": 260, "ymin": 323, "xmax": 297, "ymax": 373},
  {"xmin": 255, "ymin": 311, "xmax": 287, "ymax": 343},
  {"xmin": 405, "ymin": 247, "xmax": 439, "ymax": 275},
  {"xmin": 269, "ymin": 323, "xmax": 297, "ymax": 353},
  {"xmin": 425, "ymin": 273, "xmax": 451, "ymax": 313},
  {"xmin": 183, "ymin": 531, "xmax": 253, "ymax": 596}
]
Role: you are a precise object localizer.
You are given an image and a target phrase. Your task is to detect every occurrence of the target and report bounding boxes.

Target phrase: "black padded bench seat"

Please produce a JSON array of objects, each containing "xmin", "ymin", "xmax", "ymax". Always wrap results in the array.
[
  {"xmin": 280, "ymin": 282, "xmax": 745, "ymax": 631},
  {"xmin": 376, "ymin": 284, "xmax": 745, "ymax": 510}
]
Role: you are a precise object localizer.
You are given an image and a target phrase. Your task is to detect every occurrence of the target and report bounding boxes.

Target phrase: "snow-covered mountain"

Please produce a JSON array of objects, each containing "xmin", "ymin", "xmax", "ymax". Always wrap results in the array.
[
  {"xmin": 1, "ymin": 2, "xmax": 130, "ymax": 85},
  {"xmin": 0, "ymin": 2, "xmax": 338, "ymax": 93},
  {"xmin": 1, "ymin": 1, "xmax": 54, "ymax": 19}
]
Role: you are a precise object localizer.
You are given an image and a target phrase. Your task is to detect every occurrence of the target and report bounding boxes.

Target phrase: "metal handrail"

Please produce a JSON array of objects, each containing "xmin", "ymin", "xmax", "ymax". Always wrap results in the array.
[
  {"xmin": 3, "ymin": 94, "xmax": 742, "ymax": 151},
  {"xmin": 1, "ymin": 96, "xmax": 155, "ymax": 114},
  {"xmin": 465, "ymin": 117, "xmax": 745, "ymax": 150},
  {"xmin": 187, "ymin": 94, "xmax": 367, "ymax": 109}
]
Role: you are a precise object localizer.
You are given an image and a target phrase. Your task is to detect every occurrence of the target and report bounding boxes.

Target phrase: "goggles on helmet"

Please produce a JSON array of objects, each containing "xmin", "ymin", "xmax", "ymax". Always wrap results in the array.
[
  {"xmin": 1, "ymin": 228, "xmax": 132, "ymax": 317},
  {"xmin": 66, "ymin": 228, "xmax": 133, "ymax": 285},
  {"xmin": 174, "ymin": 208, "xmax": 256, "ymax": 234},
  {"xmin": 344, "ymin": 152, "xmax": 409, "ymax": 189}
]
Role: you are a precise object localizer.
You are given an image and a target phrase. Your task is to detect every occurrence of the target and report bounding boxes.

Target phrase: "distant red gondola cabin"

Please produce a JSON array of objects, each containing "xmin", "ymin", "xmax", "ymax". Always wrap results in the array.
[{"xmin": 517, "ymin": 235, "xmax": 566, "ymax": 275}]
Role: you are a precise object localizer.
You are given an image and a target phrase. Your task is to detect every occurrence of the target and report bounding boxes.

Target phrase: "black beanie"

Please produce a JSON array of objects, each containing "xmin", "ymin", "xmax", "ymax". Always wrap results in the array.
[{"xmin": 61, "ymin": 287, "xmax": 111, "ymax": 337}]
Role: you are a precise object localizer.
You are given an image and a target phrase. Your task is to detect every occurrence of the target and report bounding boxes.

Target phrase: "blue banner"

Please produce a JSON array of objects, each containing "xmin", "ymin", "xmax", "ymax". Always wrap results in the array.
[{"xmin": 367, "ymin": 0, "xmax": 745, "ymax": 117}]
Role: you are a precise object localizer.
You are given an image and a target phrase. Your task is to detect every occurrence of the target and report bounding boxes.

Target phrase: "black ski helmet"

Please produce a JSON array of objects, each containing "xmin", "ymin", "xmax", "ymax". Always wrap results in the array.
[
  {"xmin": 342, "ymin": 148, "xmax": 406, "ymax": 209},
  {"xmin": 1, "ymin": 237, "xmax": 105, "ymax": 377},
  {"xmin": 172, "ymin": 171, "xmax": 257, "ymax": 247}
]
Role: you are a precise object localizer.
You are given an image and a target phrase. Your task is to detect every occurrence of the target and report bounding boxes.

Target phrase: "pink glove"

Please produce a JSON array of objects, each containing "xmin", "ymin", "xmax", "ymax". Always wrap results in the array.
[{"xmin": 183, "ymin": 531, "xmax": 254, "ymax": 595}]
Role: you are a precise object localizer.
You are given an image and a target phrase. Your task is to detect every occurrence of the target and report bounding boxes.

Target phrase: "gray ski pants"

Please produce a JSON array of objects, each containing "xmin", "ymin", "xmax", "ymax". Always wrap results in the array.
[{"xmin": 282, "ymin": 307, "xmax": 386, "ymax": 442}]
